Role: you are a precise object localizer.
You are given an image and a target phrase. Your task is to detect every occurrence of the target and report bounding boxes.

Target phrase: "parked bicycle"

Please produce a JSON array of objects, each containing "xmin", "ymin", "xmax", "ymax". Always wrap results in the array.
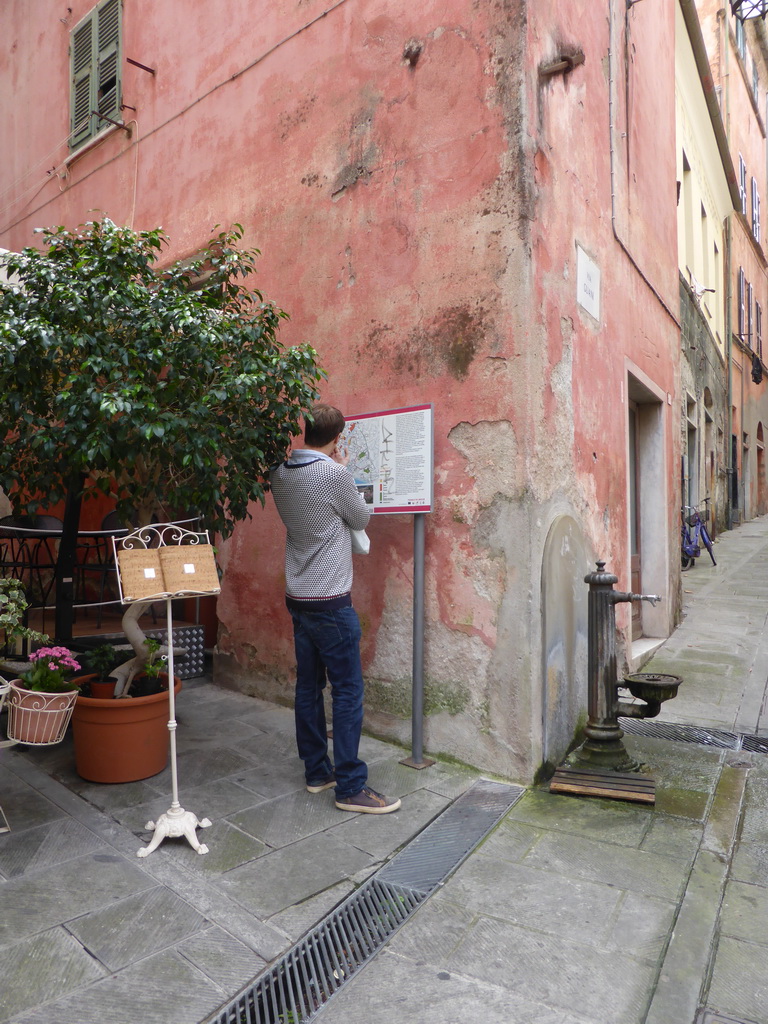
[{"xmin": 681, "ymin": 499, "xmax": 717, "ymax": 569}]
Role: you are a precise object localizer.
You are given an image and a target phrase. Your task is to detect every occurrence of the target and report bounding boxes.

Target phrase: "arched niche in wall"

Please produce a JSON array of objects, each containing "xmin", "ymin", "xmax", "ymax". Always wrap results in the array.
[{"xmin": 540, "ymin": 515, "xmax": 590, "ymax": 772}]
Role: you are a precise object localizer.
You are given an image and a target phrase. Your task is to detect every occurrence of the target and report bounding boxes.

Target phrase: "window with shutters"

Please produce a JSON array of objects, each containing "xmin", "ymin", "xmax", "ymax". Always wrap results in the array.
[
  {"xmin": 70, "ymin": 0, "xmax": 122, "ymax": 150},
  {"xmin": 752, "ymin": 177, "xmax": 762, "ymax": 243},
  {"xmin": 757, "ymin": 302, "xmax": 763, "ymax": 359},
  {"xmin": 738, "ymin": 267, "xmax": 746, "ymax": 340},
  {"xmin": 736, "ymin": 17, "xmax": 747, "ymax": 63},
  {"xmin": 739, "ymin": 155, "xmax": 748, "ymax": 216}
]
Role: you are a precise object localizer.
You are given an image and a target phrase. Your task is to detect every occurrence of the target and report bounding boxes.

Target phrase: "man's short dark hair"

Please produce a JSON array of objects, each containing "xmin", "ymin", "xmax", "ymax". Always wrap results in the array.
[{"xmin": 305, "ymin": 404, "xmax": 345, "ymax": 447}]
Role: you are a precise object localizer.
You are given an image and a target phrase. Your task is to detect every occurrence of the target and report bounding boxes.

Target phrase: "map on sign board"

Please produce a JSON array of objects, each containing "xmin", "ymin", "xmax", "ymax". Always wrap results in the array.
[{"xmin": 341, "ymin": 404, "xmax": 433, "ymax": 514}]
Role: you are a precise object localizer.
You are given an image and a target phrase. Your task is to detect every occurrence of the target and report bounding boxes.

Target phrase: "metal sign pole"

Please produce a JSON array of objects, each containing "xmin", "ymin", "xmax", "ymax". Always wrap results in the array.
[{"xmin": 400, "ymin": 513, "xmax": 434, "ymax": 769}]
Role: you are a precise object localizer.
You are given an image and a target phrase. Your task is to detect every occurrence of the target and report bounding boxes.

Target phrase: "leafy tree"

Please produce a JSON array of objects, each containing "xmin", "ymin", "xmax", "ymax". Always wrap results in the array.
[
  {"xmin": 0, "ymin": 217, "xmax": 323, "ymax": 533},
  {"xmin": 0, "ymin": 218, "xmax": 324, "ymax": 637}
]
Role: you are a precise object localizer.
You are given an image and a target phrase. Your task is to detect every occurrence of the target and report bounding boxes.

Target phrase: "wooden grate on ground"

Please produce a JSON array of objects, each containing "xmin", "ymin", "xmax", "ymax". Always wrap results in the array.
[{"xmin": 549, "ymin": 765, "xmax": 655, "ymax": 804}]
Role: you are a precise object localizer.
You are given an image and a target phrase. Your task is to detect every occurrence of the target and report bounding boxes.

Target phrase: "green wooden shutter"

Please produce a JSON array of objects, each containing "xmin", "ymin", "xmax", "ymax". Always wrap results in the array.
[
  {"xmin": 69, "ymin": 0, "xmax": 121, "ymax": 150},
  {"xmin": 70, "ymin": 17, "xmax": 94, "ymax": 148},
  {"xmin": 96, "ymin": 0, "xmax": 121, "ymax": 124}
]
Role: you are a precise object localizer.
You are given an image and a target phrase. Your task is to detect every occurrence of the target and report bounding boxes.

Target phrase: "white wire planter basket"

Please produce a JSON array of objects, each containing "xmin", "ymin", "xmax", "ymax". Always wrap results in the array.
[{"xmin": 6, "ymin": 682, "xmax": 79, "ymax": 745}]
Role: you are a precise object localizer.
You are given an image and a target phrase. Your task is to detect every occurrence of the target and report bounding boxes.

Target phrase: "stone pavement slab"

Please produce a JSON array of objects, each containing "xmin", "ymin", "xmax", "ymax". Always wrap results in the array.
[
  {"xmin": 314, "ymin": 951, "xmax": 590, "ymax": 1024},
  {"xmin": 214, "ymin": 830, "xmax": 374, "ymax": 917},
  {"xmin": 448, "ymin": 914, "xmax": 656, "ymax": 1024},
  {"xmin": 706, "ymin": 936, "xmax": 768, "ymax": 1023},
  {"xmin": 0, "ymin": 851, "xmax": 156, "ymax": 947},
  {"xmin": 3, "ymin": 927, "xmax": 107, "ymax": 1022},
  {"xmin": 13, "ymin": 949, "xmax": 226, "ymax": 1024},
  {"xmin": 66, "ymin": 885, "xmax": 208, "ymax": 971}
]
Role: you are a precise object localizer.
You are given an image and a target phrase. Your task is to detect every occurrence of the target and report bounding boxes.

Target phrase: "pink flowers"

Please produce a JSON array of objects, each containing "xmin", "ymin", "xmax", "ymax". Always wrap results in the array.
[
  {"xmin": 29, "ymin": 646, "xmax": 82, "ymax": 674},
  {"xmin": 21, "ymin": 646, "xmax": 82, "ymax": 693}
]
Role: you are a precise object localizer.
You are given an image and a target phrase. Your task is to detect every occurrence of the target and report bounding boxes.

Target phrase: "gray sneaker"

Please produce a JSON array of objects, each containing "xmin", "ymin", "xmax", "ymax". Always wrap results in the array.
[
  {"xmin": 335, "ymin": 786, "xmax": 401, "ymax": 814},
  {"xmin": 306, "ymin": 773, "xmax": 336, "ymax": 793}
]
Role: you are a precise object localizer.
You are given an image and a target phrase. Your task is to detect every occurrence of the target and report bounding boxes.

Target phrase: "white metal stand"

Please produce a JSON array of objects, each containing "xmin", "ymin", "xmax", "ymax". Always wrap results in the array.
[
  {"xmin": 137, "ymin": 596, "xmax": 211, "ymax": 856},
  {"xmin": 111, "ymin": 525, "xmax": 219, "ymax": 858}
]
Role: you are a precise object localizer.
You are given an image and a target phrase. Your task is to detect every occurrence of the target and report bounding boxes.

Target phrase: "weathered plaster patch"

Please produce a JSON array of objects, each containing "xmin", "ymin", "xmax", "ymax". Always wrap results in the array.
[
  {"xmin": 449, "ymin": 491, "xmax": 481, "ymax": 525},
  {"xmin": 367, "ymin": 585, "xmax": 491, "ymax": 715},
  {"xmin": 365, "ymin": 673, "xmax": 470, "ymax": 719},
  {"xmin": 359, "ymin": 490, "xmax": 534, "ymax": 782},
  {"xmin": 213, "ymin": 650, "xmax": 292, "ymax": 706},
  {"xmin": 449, "ymin": 418, "xmax": 523, "ymax": 507},
  {"xmin": 331, "ymin": 149, "xmax": 376, "ymax": 200},
  {"xmin": 358, "ymin": 302, "xmax": 496, "ymax": 381},
  {"xmin": 528, "ymin": 315, "xmax": 577, "ymax": 501},
  {"xmin": 277, "ymin": 94, "xmax": 317, "ymax": 141},
  {"xmin": 471, "ymin": 493, "xmax": 535, "ymax": 777},
  {"xmin": 430, "ymin": 535, "xmax": 504, "ymax": 644},
  {"xmin": 399, "ymin": 304, "xmax": 488, "ymax": 379}
]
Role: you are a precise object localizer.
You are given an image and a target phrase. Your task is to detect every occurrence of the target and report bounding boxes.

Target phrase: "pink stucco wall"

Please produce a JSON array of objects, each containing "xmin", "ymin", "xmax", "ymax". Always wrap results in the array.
[{"xmin": 1, "ymin": 0, "xmax": 680, "ymax": 781}]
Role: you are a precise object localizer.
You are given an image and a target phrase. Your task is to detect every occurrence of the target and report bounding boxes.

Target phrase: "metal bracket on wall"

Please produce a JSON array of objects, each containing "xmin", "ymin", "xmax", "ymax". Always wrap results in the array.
[
  {"xmin": 127, "ymin": 57, "xmax": 156, "ymax": 75},
  {"xmin": 91, "ymin": 112, "xmax": 132, "ymax": 135},
  {"xmin": 539, "ymin": 50, "xmax": 585, "ymax": 78}
]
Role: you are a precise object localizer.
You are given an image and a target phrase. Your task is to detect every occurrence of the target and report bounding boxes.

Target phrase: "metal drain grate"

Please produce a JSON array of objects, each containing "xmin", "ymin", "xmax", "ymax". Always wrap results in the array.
[
  {"xmin": 620, "ymin": 717, "xmax": 768, "ymax": 756},
  {"xmin": 203, "ymin": 778, "xmax": 522, "ymax": 1024},
  {"xmin": 211, "ymin": 877, "xmax": 423, "ymax": 1024},
  {"xmin": 620, "ymin": 718, "xmax": 741, "ymax": 749},
  {"xmin": 377, "ymin": 777, "xmax": 520, "ymax": 893},
  {"xmin": 741, "ymin": 734, "xmax": 768, "ymax": 754}
]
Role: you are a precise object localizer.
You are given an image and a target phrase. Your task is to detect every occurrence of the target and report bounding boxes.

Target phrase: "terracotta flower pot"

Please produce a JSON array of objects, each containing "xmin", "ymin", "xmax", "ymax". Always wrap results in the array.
[
  {"xmin": 7, "ymin": 681, "xmax": 79, "ymax": 745},
  {"xmin": 89, "ymin": 679, "xmax": 117, "ymax": 700},
  {"xmin": 72, "ymin": 674, "xmax": 182, "ymax": 783}
]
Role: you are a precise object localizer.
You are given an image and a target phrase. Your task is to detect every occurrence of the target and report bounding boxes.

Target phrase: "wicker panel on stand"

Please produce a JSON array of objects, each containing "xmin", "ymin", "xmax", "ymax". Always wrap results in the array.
[
  {"xmin": 116, "ymin": 548, "xmax": 165, "ymax": 601},
  {"xmin": 158, "ymin": 544, "xmax": 220, "ymax": 596}
]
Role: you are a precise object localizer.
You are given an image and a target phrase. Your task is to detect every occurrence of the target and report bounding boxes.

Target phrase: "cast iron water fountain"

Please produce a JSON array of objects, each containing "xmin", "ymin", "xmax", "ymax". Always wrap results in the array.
[{"xmin": 572, "ymin": 561, "xmax": 681, "ymax": 773}]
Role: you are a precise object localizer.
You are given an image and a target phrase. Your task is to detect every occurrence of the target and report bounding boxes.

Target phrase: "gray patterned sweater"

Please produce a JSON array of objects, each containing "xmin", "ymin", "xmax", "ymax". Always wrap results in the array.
[{"xmin": 270, "ymin": 450, "xmax": 371, "ymax": 605}]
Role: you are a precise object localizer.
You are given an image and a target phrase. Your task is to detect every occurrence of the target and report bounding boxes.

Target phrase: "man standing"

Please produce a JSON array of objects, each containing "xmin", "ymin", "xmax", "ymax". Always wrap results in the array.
[{"xmin": 270, "ymin": 403, "xmax": 401, "ymax": 814}]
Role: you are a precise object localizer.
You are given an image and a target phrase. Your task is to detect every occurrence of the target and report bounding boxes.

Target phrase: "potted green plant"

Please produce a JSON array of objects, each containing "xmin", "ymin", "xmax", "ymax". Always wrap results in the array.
[
  {"xmin": 79, "ymin": 643, "xmax": 123, "ymax": 699},
  {"xmin": 7, "ymin": 645, "xmax": 82, "ymax": 745},
  {"xmin": 124, "ymin": 638, "xmax": 170, "ymax": 696},
  {"xmin": 72, "ymin": 637, "xmax": 183, "ymax": 784},
  {"xmin": 0, "ymin": 576, "xmax": 48, "ymax": 666}
]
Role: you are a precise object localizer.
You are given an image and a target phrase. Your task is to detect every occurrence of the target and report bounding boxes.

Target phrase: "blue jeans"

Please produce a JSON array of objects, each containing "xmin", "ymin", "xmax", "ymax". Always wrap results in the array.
[{"xmin": 290, "ymin": 604, "xmax": 368, "ymax": 800}]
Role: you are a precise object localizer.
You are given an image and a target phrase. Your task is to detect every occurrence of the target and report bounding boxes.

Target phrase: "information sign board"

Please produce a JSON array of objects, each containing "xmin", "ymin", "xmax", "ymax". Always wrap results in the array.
[{"xmin": 343, "ymin": 404, "xmax": 433, "ymax": 514}]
